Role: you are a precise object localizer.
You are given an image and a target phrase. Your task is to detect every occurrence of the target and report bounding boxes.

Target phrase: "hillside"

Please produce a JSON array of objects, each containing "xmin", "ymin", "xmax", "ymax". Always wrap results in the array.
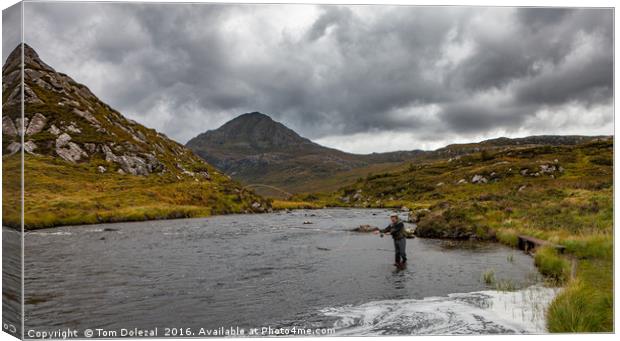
[
  {"xmin": 2, "ymin": 44, "xmax": 270, "ymax": 229},
  {"xmin": 185, "ymin": 112, "xmax": 424, "ymax": 195},
  {"xmin": 186, "ymin": 112, "xmax": 608, "ymax": 196},
  {"xmin": 300, "ymin": 138, "xmax": 613, "ymax": 332}
]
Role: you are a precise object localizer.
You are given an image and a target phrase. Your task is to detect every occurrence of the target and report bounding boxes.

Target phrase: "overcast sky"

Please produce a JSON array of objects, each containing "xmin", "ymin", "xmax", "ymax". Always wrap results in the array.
[{"xmin": 4, "ymin": 3, "xmax": 614, "ymax": 153}]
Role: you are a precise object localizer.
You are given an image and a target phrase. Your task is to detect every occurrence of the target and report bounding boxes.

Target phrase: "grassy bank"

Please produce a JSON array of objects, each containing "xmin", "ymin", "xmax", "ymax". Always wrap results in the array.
[
  {"xmin": 2, "ymin": 154, "xmax": 270, "ymax": 229},
  {"xmin": 297, "ymin": 140, "xmax": 613, "ymax": 332}
]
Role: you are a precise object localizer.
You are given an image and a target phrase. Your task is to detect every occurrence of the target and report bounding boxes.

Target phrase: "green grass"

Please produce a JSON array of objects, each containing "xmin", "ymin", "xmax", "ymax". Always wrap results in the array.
[
  {"xmin": 2, "ymin": 154, "xmax": 270, "ymax": 229},
  {"xmin": 481, "ymin": 269, "xmax": 495, "ymax": 285},
  {"xmin": 547, "ymin": 259, "xmax": 613, "ymax": 332},
  {"xmin": 534, "ymin": 247, "xmax": 570, "ymax": 283}
]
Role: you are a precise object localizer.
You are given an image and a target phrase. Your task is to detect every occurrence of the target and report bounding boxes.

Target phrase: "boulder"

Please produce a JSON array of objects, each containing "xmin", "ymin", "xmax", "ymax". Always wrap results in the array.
[
  {"xmin": 471, "ymin": 174, "xmax": 488, "ymax": 184},
  {"xmin": 83, "ymin": 143, "xmax": 97, "ymax": 154},
  {"xmin": 2, "ymin": 116, "xmax": 17, "ymax": 136},
  {"xmin": 25, "ymin": 113, "xmax": 47, "ymax": 135},
  {"xmin": 15, "ymin": 117, "xmax": 29, "ymax": 136},
  {"xmin": 56, "ymin": 142, "xmax": 87, "ymax": 163},
  {"xmin": 55, "ymin": 133, "xmax": 72, "ymax": 148},
  {"xmin": 65, "ymin": 123, "xmax": 81, "ymax": 134},
  {"xmin": 6, "ymin": 142, "xmax": 21, "ymax": 155},
  {"xmin": 23, "ymin": 140, "xmax": 37, "ymax": 154},
  {"xmin": 48, "ymin": 124, "xmax": 61, "ymax": 135},
  {"xmin": 409, "ymin": 208, "xmax": 430, "ymax": 223},
  {"xmin": 97, "ymin": 166, "xmax": 107, "ymax": 173},
  {"xmin": 72, "ymin": 108, "xmax": 100, "ymax": 126},
  {"xmin": 353, "ymin": 224, "xmax": 380, "ymax": 233}
]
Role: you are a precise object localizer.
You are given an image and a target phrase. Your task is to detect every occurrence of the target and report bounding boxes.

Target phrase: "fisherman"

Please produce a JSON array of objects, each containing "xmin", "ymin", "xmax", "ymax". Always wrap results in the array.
[{"xmin": 377, "ymin": 213, "xmax": 407, "ymax": 269}]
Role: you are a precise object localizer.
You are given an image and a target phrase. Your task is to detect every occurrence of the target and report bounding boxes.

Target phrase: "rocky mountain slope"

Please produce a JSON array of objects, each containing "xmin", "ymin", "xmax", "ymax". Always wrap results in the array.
[
  {"xmin": 186, "ymin": 112, "xmax": 427, "ymax": 194},
  {"xmin": 186, "ymin": 111, "xmax": 608, "ymax": 196},
  {"xmin": 2, "ymin": 44, "xmax": 269, "ymax": 228}
]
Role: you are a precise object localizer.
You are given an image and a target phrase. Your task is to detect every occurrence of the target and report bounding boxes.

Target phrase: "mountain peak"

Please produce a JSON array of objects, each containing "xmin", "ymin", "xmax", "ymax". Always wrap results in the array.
[
  {"xmin": 189, "ymin": 112, "xmax": 315, "ymax": 154},
  {"xmin": 3, "ymin": 43, "xmax": 54, "ymax": 76},
  {"xmin": 235, "ymin": 111, "xmax": 273, "ymax": 121}
]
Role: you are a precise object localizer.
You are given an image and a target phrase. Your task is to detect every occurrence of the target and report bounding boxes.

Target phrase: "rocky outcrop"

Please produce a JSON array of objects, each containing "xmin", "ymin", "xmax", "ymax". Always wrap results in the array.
[
  {"xmin": 2, "ymin": 116, "xmax": 17, "ymax": 136},
  {"xmin": 55, "ymin": 133, "xmax": 87, "ymax": 162},
  {"xmin": 25, "ymin": 113, "xmax": 47, "ymax": 135}
]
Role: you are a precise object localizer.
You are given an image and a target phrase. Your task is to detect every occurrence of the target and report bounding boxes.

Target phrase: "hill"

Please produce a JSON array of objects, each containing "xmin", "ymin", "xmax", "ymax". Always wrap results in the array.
[
  {"xmin": 186, "ymin": 112, "xmax": 424, "ymax": 195},
  {"xmin": 2, "ymin": 44, "xmax": 269, "ymax": 229},
  {"xmin": 186, "ymin": 112, "xmax": 608, "ymax": 196}
]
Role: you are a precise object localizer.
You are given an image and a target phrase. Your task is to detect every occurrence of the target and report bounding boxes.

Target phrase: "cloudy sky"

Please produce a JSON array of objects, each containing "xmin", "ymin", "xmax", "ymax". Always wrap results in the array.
[{"xmin": 4, "ymin": 2, "xmax": 614, "ymax": 153}]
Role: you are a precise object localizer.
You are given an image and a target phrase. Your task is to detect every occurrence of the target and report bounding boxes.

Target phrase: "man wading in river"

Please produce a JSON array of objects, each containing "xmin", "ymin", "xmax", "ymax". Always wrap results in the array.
[{"xmin": 376, "ymin": 214, "xmax": 407, "ymax": 270}]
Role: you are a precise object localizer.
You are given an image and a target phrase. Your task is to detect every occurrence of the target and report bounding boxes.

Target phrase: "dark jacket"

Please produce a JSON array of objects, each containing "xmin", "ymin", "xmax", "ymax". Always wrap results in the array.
[{"xmin": 381, "ymin": 221, "xmax": 406, "ymax": 240}]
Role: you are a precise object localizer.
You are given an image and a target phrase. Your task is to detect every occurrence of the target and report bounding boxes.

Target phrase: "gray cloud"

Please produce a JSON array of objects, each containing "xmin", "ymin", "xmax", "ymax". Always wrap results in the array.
[{"xmin": 13, "ymin": 3, "xmax": 614, "ymax": 153}]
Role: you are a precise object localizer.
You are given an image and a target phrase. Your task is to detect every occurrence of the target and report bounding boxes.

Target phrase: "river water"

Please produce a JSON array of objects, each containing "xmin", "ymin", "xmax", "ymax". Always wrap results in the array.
[{"xmin": 9, "ymin": 208, "xmax": 556, "ymax": 336}]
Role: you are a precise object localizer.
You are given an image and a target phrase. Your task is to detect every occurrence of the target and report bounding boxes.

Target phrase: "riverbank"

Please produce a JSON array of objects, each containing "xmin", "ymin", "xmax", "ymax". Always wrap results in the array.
[
  {"xmin": 2, "ymin": 156, "xmax": 271, "ymax": 230},
  {"xmin": 295, "ymin": 140, "xmax": 613, "ymax": 332}
]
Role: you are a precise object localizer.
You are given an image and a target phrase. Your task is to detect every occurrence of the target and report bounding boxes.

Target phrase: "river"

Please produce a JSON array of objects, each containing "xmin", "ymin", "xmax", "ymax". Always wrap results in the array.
[{"xmin": 4, "ymin": 208, "xmax": 557, "ymax": 336}]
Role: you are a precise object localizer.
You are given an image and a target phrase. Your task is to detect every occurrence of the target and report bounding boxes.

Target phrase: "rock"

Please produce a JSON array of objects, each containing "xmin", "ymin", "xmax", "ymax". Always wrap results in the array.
[
  {"xmin": 55, "ymin": 133, "xmax": 72, "ymax": 148},
  {"xmin": 251, "ymin": 202, "xmax": 261, "ymax": 209},
  {"xmin": 303, "ymin": 221, "xmax": 313, "ymax": 224},
  {"xmin": 353, "ymin": 192, "xmax": 362, "ymax": 201},
  {"xmin": 457, "ymin": 179, "xmax": 467, "ymax": 184},
  {"xmin": 518, "ymin": 185, "xmax": 527, "ymax": 192},
  {"xmin": 340, "ymin": 196, "xmax": 350, "ymax": 203},
  {"xmin": 2, "ymin": 116, "xmax": 17, "ymax": 136},
  {"xmin": 102, "ymin": 145, "xmax": 118, "ymax": 162},
  {"xmin": 353, "ymin": 224, "xmax": 380, "ymax": 233},
  {"xmin": 23, "ymin": 140, "xmax": 37, "ymax": 154},
  {"xmin": 471, "ymin": 174, "xmax": 488, "ymax": 184},
  {"xmin": 65, "ymin": 123, "xmax": 81, "ymax": 134},
  {"xmin": 83, "ymin": 143, "xmax": 97, "ymax": 154},
  {"xmin": 72, "ymin": 108, "xmax": 100, "ymax": 126},
  {"xmin": 436, "ymin": 182, "xmax": 444, "ymax": 187},
  {"xmin": 25, "ymin": 113, "xmax": 47, "ymax": 135},
  {"xmin": 197, "ymin": 171, "xmax": 211, "ymax": 180},
  {"xmin": 400, "ymin": 206, "xmax": 410, "ymax": 212},
  {"xmin": 6, "ymin": 142, "xmax": 21, "ymax": 155},
  {"xmin": 117, "ymin": 169, "xmax": 126, "ymax": 175},
  {"xmin": 24, "ymin": 84, "xmax": 43, "ymax": 104},
  {"xmin": 56, "ymin": 142, "xmax": 87, "ymax": 163},
  {"xmin": 403, "ymin": 226, "xmax": 416, "ymax": 239},
  {"xmin": 520, "ymin": 169, "xmax": 529, "ymax": 176},
  {"xmin": 48, "ymin": 124, "xmax": 61, "ymax": 135},
  {"xmin": 409, "ymin": 208, "xmax": 430, "ymax": 223},
  {"xmin": 15, "ymin": 117, "xmax": 29, "ymax": 136},
  {"xmin": 97, "ymin": 166, "xmax": 107, "ymax": 173},
  {"xmin": 118, "ymin": 155, "xmax": 149, "ymax": 175}
]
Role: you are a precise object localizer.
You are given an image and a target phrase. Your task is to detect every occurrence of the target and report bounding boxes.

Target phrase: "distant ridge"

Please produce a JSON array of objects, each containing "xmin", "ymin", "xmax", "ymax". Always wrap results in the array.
[{"xmin": 186, "ymin": 112, "xmax": 610, "ymax": 194}]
